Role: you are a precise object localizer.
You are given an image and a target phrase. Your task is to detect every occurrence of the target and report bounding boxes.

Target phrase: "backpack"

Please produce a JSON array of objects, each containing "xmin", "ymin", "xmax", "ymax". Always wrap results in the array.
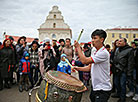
[{"xmin": 44, "ymin": 49, "xmax": 56, "ymax": 72}]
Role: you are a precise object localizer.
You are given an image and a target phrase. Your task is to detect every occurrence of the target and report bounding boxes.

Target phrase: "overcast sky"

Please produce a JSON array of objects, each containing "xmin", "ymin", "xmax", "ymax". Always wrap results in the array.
[{"xmin": 0, "ymin": 0, "xmax": 138, "ymax": 42}]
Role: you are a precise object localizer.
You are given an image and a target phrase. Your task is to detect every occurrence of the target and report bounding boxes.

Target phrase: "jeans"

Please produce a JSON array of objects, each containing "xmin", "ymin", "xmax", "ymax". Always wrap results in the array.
[
  {"xmin": 29, "ymin": 67, "xmax": 39, "ymax": 86},
  {"xmin": 127, "ymin": 69, "xmax": 136, "ymax": 92},
  {"xmin": 90, "ymin": 90, "xmax": 111, "ymax": 102},
  {"xmin": 114, "ymin": 72, "xmax": 127, "ymax": 99}
]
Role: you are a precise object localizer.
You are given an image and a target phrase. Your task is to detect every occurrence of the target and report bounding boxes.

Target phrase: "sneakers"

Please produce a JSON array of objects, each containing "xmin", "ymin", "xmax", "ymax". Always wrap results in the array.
[
  {"xmin": 132, "ymin": 94, "xmax": 138, "ymax": 101},
  {"xmin": 126, "ymin": 91, "xmax": 134, "ymax": 97}
]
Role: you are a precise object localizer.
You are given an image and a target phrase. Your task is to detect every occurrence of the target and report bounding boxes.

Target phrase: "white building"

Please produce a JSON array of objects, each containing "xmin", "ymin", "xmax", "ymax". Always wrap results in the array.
[{"xmin": 38, "ymin": 6, "xmax": 72, "ymax": 42}]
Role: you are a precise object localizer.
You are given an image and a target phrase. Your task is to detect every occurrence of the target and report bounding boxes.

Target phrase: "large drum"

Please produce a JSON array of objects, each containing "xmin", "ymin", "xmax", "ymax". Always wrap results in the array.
[{"xmin": 36, "ymin": 70, "xmax": 87, "ymax": 102}]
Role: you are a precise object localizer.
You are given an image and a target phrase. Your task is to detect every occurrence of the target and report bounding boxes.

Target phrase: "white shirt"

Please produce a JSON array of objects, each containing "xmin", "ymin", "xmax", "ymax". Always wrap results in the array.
[
  {"xmin": 91, "ymin": 47, "xmax": 97, "ymax": 56},
  {"xmin": 91, "ymin": 46, "xmax": 112, "ymax": 91}
]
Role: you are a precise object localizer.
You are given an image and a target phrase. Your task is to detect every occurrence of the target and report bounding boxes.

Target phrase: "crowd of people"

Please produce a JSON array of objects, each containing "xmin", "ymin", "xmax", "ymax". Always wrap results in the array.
[{"xmin": 0, "ymin": 29, "xmax": 138, "ymax": 102}]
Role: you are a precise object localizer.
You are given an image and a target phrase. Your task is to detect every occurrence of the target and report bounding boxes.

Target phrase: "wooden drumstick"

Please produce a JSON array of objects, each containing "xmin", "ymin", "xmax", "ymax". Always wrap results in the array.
[
  {"xmin": 76, "ymin": 29, "xmax": 84, "ymax": 42},
  {"xmin": 63, "ymin": 57, "xmax": 76, "ymax": 72}
]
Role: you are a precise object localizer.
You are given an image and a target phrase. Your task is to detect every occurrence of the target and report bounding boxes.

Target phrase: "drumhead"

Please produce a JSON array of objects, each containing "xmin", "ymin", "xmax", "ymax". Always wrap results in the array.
[{"xmin": 44, "ymin": 70, "xmax": 87, "ymax": 92}]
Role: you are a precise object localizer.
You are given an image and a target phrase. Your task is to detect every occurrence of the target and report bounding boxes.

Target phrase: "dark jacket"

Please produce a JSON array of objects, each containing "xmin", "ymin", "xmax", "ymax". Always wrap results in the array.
[
  {"xmin": 113, "ymin": 45, "xmax": 135, "ymax": 76},
  {"xmin": 0, "ymin": 46, "xmax": 14, "ymax": 78},
  {"xmin": 135, "ymin": 47, "xmax": 138, "ymax": 84},
  {"xmin": 16, "ymin": 44, "xmax": 29, "ymax": 61}
]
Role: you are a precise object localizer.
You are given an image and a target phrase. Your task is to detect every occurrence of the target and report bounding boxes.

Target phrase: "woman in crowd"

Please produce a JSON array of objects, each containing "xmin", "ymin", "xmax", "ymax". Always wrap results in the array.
[
  {"xmin": 28, "ymin": 41, "xmax": 39, "ymax": 88},
  {"xmin": 0, "ymin": 38, "xmax": 15, "ymax": 90}
]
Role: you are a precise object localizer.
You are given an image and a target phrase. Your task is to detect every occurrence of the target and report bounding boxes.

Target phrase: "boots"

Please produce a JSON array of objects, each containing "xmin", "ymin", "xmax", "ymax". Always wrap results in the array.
[
  {"xmin": 24, "ymin": 84, "xmax": 29, "ymax": 91},
  {"xmin": 19, "ymin": 85, "xmax": 23, "ymax": 92},
  {"xmin": 4, "ymin": 78, "xmax": 11, "ymax": 89}
]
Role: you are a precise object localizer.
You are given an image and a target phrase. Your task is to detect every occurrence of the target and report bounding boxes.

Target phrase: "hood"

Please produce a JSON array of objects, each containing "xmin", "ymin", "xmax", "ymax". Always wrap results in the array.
[
  {"xmin": 23, "ymin": 51, "xmax": 29, "ymax": 58},
  {"xmin": 61, "ymin": 53, "xmax": 66, "ymax": 58}
]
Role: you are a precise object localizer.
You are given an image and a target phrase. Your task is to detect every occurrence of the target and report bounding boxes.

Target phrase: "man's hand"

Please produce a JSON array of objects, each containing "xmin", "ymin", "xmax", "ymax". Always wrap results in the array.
[
  {"xmin": 74, "ymin": 40, "xmax": 80, "ymax": 49},
  {"xmin": 72, "ymin": 66, "xmax": 79, "ymax": 71}
]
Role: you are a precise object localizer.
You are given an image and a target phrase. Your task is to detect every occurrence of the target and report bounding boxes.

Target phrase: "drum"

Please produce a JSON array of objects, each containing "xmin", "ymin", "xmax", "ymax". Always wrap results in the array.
[{"xmin": 36, "ymin": 70, "xmax": 87, "ymax": 102}]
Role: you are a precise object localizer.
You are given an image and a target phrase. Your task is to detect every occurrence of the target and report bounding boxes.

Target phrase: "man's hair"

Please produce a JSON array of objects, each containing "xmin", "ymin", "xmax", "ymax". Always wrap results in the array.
[
  {"xmin": 66, "ymin": 38, "xmax": 71, "ymax": 41},
  {"xmin": 34, "ymin": 38, "xmax": 39, "ymax": 41},
  {"xmin": 91, "ymin": 29, "xmax": 107, "ymax": 41},
  {"xmin": 121, "ymin": 38, "xmax": 127, "ymax": 43},
  {"xmin": 105, "ymin": 44, "xmax": 110, "ymax": 48},
  {"xmin": 59, "ymin": 39, "xmax": 65, "ymax": 43}
]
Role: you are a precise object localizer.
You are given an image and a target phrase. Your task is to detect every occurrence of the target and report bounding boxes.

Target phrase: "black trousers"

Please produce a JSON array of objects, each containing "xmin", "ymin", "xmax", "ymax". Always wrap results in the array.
[{"xmin": 90, "ymin": 90, "xmax": 111, "ymax": 102}]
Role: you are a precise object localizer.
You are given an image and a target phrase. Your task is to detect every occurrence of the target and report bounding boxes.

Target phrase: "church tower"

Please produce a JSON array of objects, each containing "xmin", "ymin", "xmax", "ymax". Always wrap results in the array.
[{"xmin": 38, "ymin": 6, "xmax": 72, "ymax": 42}]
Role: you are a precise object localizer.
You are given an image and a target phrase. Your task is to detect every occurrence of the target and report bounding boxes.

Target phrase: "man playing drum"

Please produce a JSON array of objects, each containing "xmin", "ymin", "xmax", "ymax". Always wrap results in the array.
[{"xmin": 73, "ymin": 29, "xmax": 112, "ymax": 102}]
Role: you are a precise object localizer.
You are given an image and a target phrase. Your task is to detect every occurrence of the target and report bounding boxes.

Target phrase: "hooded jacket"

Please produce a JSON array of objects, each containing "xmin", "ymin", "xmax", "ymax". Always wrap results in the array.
[
  {"xmin": 57, "ymin": 54, "xmax": 71, "ymax": 74},
  {"xmin": 19, "ymin": 51, "xmax": 30, "ymax": 74}
]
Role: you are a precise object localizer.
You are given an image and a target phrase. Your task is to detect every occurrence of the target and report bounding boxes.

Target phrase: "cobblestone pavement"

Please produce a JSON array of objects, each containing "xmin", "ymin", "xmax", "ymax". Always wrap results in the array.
[{"xmin": 0, "ymin": 84, "xmax": 134, "ymax": 102}]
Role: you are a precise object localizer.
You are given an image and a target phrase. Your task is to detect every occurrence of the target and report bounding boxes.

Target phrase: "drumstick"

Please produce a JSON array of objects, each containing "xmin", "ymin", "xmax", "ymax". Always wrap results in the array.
[
  {"xmin": 63, "ymin": 57, "xmax": 73, "ymax": 68},
  {"xmin": 63, "ymin": 57, "xmax": 76, "ymax": 72},
  {"xmin": 76, "ymin": 29, "xmax": 84, "ymax": 42}
]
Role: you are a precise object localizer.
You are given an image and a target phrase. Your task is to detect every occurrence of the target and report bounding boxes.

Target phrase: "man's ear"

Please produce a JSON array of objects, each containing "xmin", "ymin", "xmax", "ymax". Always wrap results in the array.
[{"xmin": 100, "ymin": 38, "xmax": 104, "ymax": 43}]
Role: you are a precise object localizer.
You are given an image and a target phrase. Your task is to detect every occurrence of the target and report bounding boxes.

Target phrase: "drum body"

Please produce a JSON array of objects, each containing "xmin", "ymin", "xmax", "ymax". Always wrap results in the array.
[
  {"xmin": 36, "ymin": 70, "xmax": 87, "ymax": 102},
  {"xmin": 37, "ymin": 80, "xmax": 82, "ymax": 102}
]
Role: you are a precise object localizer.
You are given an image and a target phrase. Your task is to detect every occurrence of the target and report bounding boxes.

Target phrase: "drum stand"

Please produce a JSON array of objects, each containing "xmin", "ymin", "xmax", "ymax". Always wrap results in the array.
[{"xmin": 28, "ymin": 86, "xmax": 40, "ymax": 102}]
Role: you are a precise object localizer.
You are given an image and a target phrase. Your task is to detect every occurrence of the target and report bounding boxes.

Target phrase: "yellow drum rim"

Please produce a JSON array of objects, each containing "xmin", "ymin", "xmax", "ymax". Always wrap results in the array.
[{"xmin": 36, "ymin": 92, "xmax": 42, "ymax": 102}]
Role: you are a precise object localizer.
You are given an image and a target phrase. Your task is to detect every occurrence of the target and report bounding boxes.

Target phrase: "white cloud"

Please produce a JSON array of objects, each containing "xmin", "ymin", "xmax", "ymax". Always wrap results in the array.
[{"xmin": 0, "ymin": 0, "xmax": 138, "ymax": 42}]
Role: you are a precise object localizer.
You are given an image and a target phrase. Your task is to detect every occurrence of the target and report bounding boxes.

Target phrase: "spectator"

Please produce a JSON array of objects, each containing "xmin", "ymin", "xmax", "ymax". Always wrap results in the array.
[
  {"xmin": 16, "ymin": 36, "xmax": 29, "ymax": 83},
  {"xmin": 105, "ymin": 44, "xmax": 111, "ymax": 53},
  {"xmin": 36, "ymin": 38, "xmax": 56, "ymax": 86},
  {"xmin": 112, "ymin": 38, "xmax": 134, "ymax": 102},
  {"xmin": 57, "ymin": 54, "xmax": 71, "ymax": 75},
  {"xmin": 8, "ymin": 36, "xmax": 17, "ymax": 85},
  {"xmin": 52, "ymin": 40, "xmax": 60, "ymax": 69},
  {"xmin": 110, "ymin": 39, "xmax": 119, "ymax": 94},
  {"xmin": 83, "ymin": 44, "xmax": 91, "ymax": 87},
  {"xmin": 58, "ymin": 39, "xmax": 65, "ymax": 55},
  {"xmin": 126, "ymin": 41, "xmax": 138, "ymax": 101},
  {"xmin": 62, "ymin": 38, "xmax": 74, "ymax": 63},
  {"xmin": 16, "ymin": 36, "xmax": 29, "ymax": 60},
  {"xmin": 0, "ymin": 38, "xmax": 15, "ymax": 90},
  {"xmin": 34, "ymin": 38, "xmax": 39, "ymax": 43},
  {"xmin": 19, "ymin": 51, "xmax": 30, "ymax": 92},
  {"xmin": 28, "ymin": 41, "xmax": 39, "ymax": 88},
  {"xmin": 38, "ymin": 37, "xmax": 56, "ymax": 77}
]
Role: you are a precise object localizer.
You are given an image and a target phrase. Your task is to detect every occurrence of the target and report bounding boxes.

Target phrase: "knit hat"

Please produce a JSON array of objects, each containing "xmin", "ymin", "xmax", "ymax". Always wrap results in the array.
[
  {"xmin": 43, "ymin": 37, "xmax": 50, "ymax": 43},
  {"xmin": 61, "ymin": 53, "xmax": 66, "ymax": 58},
  {"xmin": 25, "ymin": 53, "xmax": 29, "ymax": 57}
]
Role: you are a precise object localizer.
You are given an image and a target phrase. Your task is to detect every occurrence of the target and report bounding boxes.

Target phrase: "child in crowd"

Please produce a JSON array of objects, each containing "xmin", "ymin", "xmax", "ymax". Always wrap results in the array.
[
  {"xmin": 57, "ymin": 54, "xmax": 71, "ymax": 75},
  {"xmin": 19, "ymin": 51, "xmax": 30, "ymax": 92}
]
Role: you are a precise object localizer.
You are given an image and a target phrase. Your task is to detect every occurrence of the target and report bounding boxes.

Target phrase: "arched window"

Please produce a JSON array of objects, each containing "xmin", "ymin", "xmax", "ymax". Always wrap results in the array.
[
  {"xmin": 54, "ymin": 14, "xmax": 56, "ymax": 18},
  {"xmin": 53, "ymin": 23, "xmax": 56, "ymax": 28},
  {"xmin": 52, "ymin": 34, "xmax": 56, "ymax": 38},
  {"xmin": 126, "ymin": 34, "xmax": 128, "ymax": 38},
  {"xmin": 133, "ymin": 34, "xmax": 136, "ymax": 38},
  {"xmin": 119, "ymin": 33, "xmax": 122, "ymax": 38}
]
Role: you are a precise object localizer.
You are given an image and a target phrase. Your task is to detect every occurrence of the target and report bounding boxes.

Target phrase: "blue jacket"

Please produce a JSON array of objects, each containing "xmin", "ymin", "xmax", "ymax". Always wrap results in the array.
[
  {"xmin": 57, "ymin": 60, "xmax": 71, "ymax": 74},
  {"xmin": 19, "ymin": 52, "xmax": 30, "ymax": 74}
]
